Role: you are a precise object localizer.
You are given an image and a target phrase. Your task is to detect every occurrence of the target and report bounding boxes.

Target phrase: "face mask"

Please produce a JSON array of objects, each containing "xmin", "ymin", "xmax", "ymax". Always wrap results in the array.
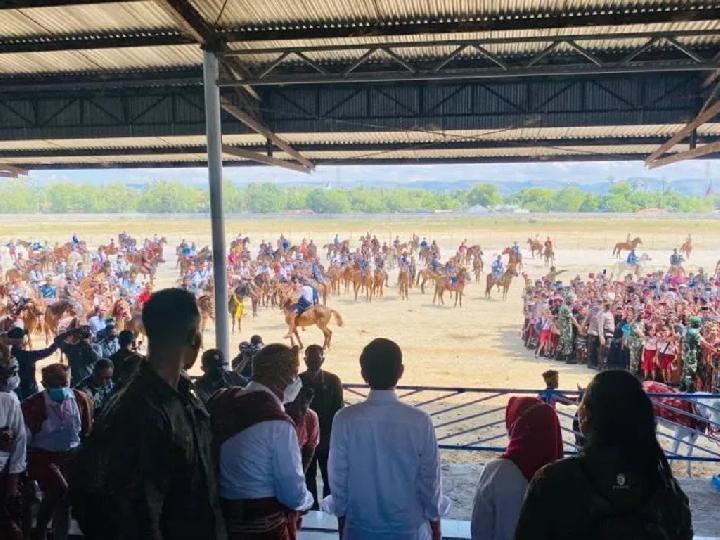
[
  {"xmin": 48, "ymin": 387, "xmax": 71, "ymax": 403},
  {"xmin": 4, "ymin": 375, "xmax": 20, "ymax": 392},
  {"xmin": 283, "ymin": 376, "xmax": 303, "ymax": 404}
]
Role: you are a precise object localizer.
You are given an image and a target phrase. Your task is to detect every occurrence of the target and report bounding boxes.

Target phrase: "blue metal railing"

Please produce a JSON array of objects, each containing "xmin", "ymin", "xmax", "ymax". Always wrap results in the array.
[{"xmin": 342, "ymin": 384, "xmax": 720, "ymax": 465}]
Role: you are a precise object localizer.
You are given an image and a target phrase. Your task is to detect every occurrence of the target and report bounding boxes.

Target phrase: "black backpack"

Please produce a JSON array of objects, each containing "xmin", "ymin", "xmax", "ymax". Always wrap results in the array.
[{"xmin": 579, "ymin": 462, "xmax": 674, "ymax": 540}]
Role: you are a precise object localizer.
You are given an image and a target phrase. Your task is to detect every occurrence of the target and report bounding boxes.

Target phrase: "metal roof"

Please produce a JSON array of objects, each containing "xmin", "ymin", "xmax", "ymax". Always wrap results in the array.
[{"xmin": 0, "ymin": 0, "xmax": 719, "ymax": 169}]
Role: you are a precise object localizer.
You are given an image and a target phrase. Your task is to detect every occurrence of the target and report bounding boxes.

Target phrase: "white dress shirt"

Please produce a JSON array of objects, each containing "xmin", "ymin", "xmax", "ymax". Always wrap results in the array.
[
  {"xmin": 470, "ymin": 459, "xmax": 528, "ymax": 540},
  {"xmin": 0, "ymin": 391, "xmax": 26, "ymax": 474},
  {"xmin": 218, "ymin": 382, "xmax": 314, "ymax": 512},
  {"xmin": 326, "ymin": 389, "xmax": 448, "ymax": 540}
]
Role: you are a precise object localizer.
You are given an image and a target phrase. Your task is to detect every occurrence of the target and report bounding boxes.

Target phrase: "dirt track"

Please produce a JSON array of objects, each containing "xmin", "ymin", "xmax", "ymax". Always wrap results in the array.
[{"xmin": 4, "ymin": 213, "xmax": 718, "ymax": 390}]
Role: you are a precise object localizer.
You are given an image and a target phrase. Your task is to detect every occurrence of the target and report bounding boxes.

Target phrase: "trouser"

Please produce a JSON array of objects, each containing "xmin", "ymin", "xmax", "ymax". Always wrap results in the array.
[
  {"xmin": 599, "ymin": 336, "xmax": 613, "ymax": 370},
  {"xmin": 587, "ymin": 335, "xmax": 599, "ymax": 368},
  {"xmin": 305, "ymin": 446, "xmax": 329, "ymax": 509}
]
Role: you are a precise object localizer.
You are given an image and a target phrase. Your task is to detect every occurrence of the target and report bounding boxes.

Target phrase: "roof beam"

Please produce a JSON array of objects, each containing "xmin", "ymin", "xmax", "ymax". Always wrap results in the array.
[
  {"xmin": 0, "ymin": 164, "xmax": 27, "ymax": 177},
  {"xmin": 221, "ymin": 144, "xmax": 310, "ymax": 173},
  {"xmin": 0, "ymin": 0, "xmax": 146, "ymax": 7},
  {"xmin": 646, "ymin": 140, "xmax": 720, "ymax": 169},
  {"xmin": 645, "ymin": 99, "xmax": 720, "ymax": 164},
  {"xmin": 0, "ymin": 32, "xmax": 192, "ymax": 54},
  {"xmin": 220, "ymin": 5, "xmax": 720, "ymax": 42},
  {"xmin": 220, "ymin": 97, "xmax": 315, "ymax": 170}
]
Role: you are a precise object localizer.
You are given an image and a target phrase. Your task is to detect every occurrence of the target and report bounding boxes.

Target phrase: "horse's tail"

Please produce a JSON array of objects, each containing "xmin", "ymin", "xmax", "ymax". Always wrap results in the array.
[{"xmin": 331, "ymin": 309, "xmax": 344, "ymax": 327}]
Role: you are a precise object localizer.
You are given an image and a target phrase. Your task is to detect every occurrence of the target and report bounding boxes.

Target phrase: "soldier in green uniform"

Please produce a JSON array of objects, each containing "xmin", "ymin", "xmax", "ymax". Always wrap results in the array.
[
  {"xmin": 627, "ymin": 313, "xmax": 645, "ymax": 378},
  {"xmin": 680, "ymin": 316, "xmax": 702, "ymax": 392},
  {"xmin": 557, "ymin": 293, "xmax": 578, "ymax": 363}
]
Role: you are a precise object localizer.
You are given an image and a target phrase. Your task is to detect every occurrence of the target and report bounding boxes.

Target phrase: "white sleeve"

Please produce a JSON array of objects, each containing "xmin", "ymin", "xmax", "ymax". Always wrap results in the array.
[
  {"xmin": 470, "ymin": 468, "xmax": 495, "ymax": 540},
  {"xmin": 271, "ymin": 421, "xmax": 314, "ymax": 511},
  {"xmin": 327, "ymin": 411, "xmax": 349, "ymax": 516},
  {"xmin": 7, "ymin": 397, "xmax": 27, "ymax": 474},
  {"xmin": 417, "ymin": 415, "xmax": 443, "ymax": 521}
]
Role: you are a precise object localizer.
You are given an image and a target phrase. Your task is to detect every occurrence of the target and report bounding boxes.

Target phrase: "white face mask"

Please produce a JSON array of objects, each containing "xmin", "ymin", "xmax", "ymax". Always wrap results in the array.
[
  {"xmin": 4, "ymin": 375, "xmax": 20, "ymax": 392},
  {"xmin": 283, "ymin": 376, "xmax": 303, "ymax": 404}
]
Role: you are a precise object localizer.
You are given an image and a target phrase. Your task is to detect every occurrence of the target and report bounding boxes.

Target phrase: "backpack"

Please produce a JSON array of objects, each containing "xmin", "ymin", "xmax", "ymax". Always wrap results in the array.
[{"xmin": 579, "ymin": 462, "xmax": 675, "ymax": 540}]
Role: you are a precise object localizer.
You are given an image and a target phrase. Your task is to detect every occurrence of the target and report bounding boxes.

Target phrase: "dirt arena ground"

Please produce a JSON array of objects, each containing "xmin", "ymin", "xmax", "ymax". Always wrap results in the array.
[{"xmin": 5, "ymin": 213, "xmax": 719, "ymax": 390}]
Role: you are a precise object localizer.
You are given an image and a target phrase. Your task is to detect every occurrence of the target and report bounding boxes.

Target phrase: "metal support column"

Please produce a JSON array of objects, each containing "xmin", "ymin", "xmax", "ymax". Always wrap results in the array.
[{"xmin": 202, "ymin": 49, "xmax": 230, "ymax": 360}]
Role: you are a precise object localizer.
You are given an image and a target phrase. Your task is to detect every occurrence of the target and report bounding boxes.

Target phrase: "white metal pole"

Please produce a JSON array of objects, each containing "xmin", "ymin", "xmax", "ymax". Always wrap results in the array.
[{"xmin": 202, "ymin": 50, "xmax": 230, "ymax": 361}]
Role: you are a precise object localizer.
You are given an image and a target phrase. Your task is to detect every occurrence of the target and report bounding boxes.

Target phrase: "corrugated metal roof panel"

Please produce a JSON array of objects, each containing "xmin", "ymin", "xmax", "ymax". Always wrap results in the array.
[
  {"xmin": 2, "ymin": 124, "xmax": 718, "ymax": 152},
  {"xmin": 0, "ymin": 45, "xmax": 201, "ymax": 75},
  {"xmin": 198, "ymin": 0, "xmax": 704, "ymax": 29},
  {"xmin": 0, "ymin": 2, "xmax": 178, "ymax": 38}
]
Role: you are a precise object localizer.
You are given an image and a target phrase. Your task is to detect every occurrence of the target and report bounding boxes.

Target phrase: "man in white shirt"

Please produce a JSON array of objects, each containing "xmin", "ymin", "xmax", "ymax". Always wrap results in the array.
[
  {"xmin": 208, "ymin": 343, "xmax": 313, "ymax": 540},
  {"xmin": 0, "ymin": 348, "xmax": 26, "ymax": 538},
  {"xmin": 327, "ymin": 338, "xmax": 446, "ymax": 540}
]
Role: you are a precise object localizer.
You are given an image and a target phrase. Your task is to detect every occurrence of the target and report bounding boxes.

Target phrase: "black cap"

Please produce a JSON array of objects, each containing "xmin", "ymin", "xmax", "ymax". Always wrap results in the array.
[{"xmin": 7, "ymin": 327, "xmax": 26, "ymax": 339}]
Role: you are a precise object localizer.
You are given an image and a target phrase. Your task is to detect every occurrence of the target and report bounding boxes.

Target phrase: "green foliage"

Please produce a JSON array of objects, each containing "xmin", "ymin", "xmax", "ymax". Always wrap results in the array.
[
  {"xmin": 466, "ymin": 183, "xmax": 500, "ymax": 207},
  {"xmin": 0, "ymin": 178, "xmax": 715, "ymax": 214}
]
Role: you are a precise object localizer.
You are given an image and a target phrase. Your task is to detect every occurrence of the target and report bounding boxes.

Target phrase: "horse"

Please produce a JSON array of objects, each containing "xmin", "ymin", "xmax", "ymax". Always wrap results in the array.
[
  {"xmin": 644, "ymin": 381, "xmax": 720, "ymax": 477},
  {"xmin": 398, "ymin": 267, "xmax": 411, "ymax": 300},
  {"xmin": 281, "ymin": 299, "xmax": 344, "ymax": 350},
  {"xmin": 680, "ymin": 235, "xmax": 693, "ymax": 260},
  {"xmin": 372, "ymin": 269, "xmax": 385, "ymax": 299},
  {"xmin": 197, "ymin": 294, "xmax": 214, "ymax": 334},
  {"xmin": 527, "ymin": 238, "xmax": 543, "ymax": 258},
  {"xmin": 415, "ymin": 268, "xmax": 438, "ymax": 294},
  {"xmin": 543, "ymin": 245, "xmax": 555, "ymax": 267},
  {"xmin": 612, "ymin": 236, "xmax": 642, "ymax": 258},
  {"xmin": 228, "ymin": 287, "xmax": 246, "ymax": 335},
  {"xmin": 44, "ymin": 300, "xmax": 75, "ymax": 344},
  {"xmin": 486, "ymin": 268, "xmax": 517, "ymax": 300},
  {"xmin": 472, "ymin": 256, "xmax": 484, "ymax": 284},
  {"xmin": 21, "ymin": 299, "xmax": 44, "ymax": 349},
  {"xmin": 502, "ymin": 247, "xmax": 522, "ymax": 270},
  {"xmin": 433, "ymin": 268, "xmax": 468, "ymax": 307}
]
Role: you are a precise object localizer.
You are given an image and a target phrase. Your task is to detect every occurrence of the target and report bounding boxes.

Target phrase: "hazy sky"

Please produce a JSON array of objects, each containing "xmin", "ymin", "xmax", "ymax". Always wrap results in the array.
[{"xmin": 29, "ymin": 159, "xmax": 720, "ymax": 186}]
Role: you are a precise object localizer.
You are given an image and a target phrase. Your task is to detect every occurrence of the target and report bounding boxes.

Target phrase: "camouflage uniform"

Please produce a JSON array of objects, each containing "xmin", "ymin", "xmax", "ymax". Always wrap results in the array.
[
  {"xmin": 680, "ymin": 317, "xmax": 702, "ymax": 392},
  {"xmin": 557, "ymin": 303, "xmax": 574, "ymax": 360},
  {"xmin": 628, "ymin": 322, "xmax": 644, "ymax": 377}
]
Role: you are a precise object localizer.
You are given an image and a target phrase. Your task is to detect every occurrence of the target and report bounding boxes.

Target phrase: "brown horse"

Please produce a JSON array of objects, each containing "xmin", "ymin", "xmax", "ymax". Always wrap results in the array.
[
  {"xmin": 415, "ymin": 268, "xmax": 439, "ymax": 294},
  {"xmin": 21, "ymin": 300, "xmax": 44, "ymax": 349},
  {"xmin": 433, "ymin": 269, "xmax": 468, "ymax": 307},
  {"xmin": 612, "ymin": 236, "xmax": 642, "ymax": 258},
  {"xmin": 485, "ymin": 268, "xmax": 517, "ymax": 300},
  {"xmin": 527, "ymin": 238, "xmax": 543, "ymax": 258},
  {"xmin": 398, "ymin": 268, "xmax": 411, "ymax": 300},
  {"xmin": 372, "ymin": 269, "xmax": 385, "ymax": 299},
  {"xmin": 502, "ymin": 247, "xmax": 522, "ymax": 270},
  {"xmin": 680, "ymin": 235, "xmax": 692, "ymax": 260},
  {"xmin": 44, "ymin": 300, "xmax": 75, "ymax": 344},
  {"xmin": 197, "ymin": 294, "xmax": 214, "ymax": 334},
  {"xmin": 543, "ymin": 245, "xmax": 555, "ymax": 267},
  {"xmin": 282, "ymin": 299, "xmax": 344, "ymax": 349}
]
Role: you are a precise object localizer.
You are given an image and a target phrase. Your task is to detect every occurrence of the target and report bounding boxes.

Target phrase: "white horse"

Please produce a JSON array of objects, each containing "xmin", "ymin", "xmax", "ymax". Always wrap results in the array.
[{"xmin": 655, "ymin": 394, "xmax": 720, "ymax": 477}]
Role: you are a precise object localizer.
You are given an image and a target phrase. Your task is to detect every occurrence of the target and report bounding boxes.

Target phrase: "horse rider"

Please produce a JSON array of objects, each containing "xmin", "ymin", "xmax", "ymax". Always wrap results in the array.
[
  {"xmin": 284, "ymin": 277, "xmax": 319, "ymax": 338},
  {"xmin": 29, "ymin": 263, "xmax": 43, "ymax": 290},
  {"xmin": 72, "ymin": 232, "xmax": 80, "ymax": 246},
  {"xmin": 627, "ymin": 247, "xmax": 639, "ymax": 268},
  {"xmin": 492, "ymin": 254, "xmax": 505, "ymax": 280},
  {"xmin": 544, "ymin": 236, "xmax": 553, "ymax": 250},
  {"xmin": 311, "ymin": 259, "xmax": 327, "ymax": 285},
  {"xmin": 333, "ymin": 234, "xmax": 340, "ymax": 247},
  {"xmin": 420, "ymin": 237, "xmax": 428, "ymax": 249},
  {"xmin": 512, "ymin": 241, "xmax": 521, "ymax": 257},
  {"xmin": 670, "ymin": 248, "xmax": 683, "ymax": 268},
  {"xmin": 446, "ymin": 260, "xmax": 458, "ymax": 287},
  {"xmin": 430, "ymin": 254, "xmax": 442, "ymax": 273}
]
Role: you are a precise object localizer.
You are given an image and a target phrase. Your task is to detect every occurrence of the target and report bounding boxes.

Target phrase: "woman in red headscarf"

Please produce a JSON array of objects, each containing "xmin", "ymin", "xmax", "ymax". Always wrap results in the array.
[{"xmin": 470, "ymin": 396, "xmax": 563, "ymax": 540}]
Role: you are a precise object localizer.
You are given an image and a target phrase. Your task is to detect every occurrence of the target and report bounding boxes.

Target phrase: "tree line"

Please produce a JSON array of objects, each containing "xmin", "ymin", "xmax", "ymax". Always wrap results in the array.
[{"xmin": 0, "ymin": 179, "xmax": 715, "ymax": 214}]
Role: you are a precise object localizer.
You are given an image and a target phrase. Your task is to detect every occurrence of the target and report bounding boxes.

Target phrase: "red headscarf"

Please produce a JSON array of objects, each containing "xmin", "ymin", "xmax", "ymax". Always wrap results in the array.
[{"xmin": 501, "ymin": 396, "xmax": 564, "ymax": 481}]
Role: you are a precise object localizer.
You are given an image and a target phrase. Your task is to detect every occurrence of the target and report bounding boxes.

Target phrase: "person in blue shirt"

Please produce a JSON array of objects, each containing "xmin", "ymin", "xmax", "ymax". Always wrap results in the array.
[
  {"xmin": 512, "ymin": 241, "xmax": 521, "ymax": 256},
  {"xmin": 626, "ymin": 248, "xmax": 639, "ymax": 267},
  {"xmin": 334, "ymin": 234, "xmax": 340, "ymax": 247},
  {"xmin": 430, "ymin": 256, "xmax": 442, "ymax": 273},
  {"xmin": 420, "ymin": 237, "xmax": 428, "ymax": 249},
  {"xmin": 492, "ymin": 255, "xmax": 505, "ymax": 280},
  {"xmin": 670, "ymin": 248, "xmax": 682, "ymax": 267}
]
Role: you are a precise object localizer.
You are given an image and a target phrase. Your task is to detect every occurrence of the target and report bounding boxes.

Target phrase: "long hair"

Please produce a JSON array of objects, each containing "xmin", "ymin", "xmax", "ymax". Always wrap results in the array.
[{"xmin": 582, "ymin": 370, "xmax": 674, "ymax": 491}]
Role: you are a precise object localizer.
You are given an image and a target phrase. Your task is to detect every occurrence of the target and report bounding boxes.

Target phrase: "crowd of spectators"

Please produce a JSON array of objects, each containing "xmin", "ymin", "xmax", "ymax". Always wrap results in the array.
[
  {"xmin": 522, "ymin": 268, "xmax": 720, "ymax": 392},
  {"xmin": 0, "ymin": 287, "xmax": 694, "ymax": 540}
]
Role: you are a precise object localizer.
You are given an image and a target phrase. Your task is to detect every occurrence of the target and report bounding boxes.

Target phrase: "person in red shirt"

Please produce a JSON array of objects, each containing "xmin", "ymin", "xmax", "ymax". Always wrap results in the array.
[
  {"xmin": 285, "ymin": 386, "xmax": 319, "ymax": 473},
  {"xmin": 137, "ymin": 283, "xmax": 152, "ymax": 307}
]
